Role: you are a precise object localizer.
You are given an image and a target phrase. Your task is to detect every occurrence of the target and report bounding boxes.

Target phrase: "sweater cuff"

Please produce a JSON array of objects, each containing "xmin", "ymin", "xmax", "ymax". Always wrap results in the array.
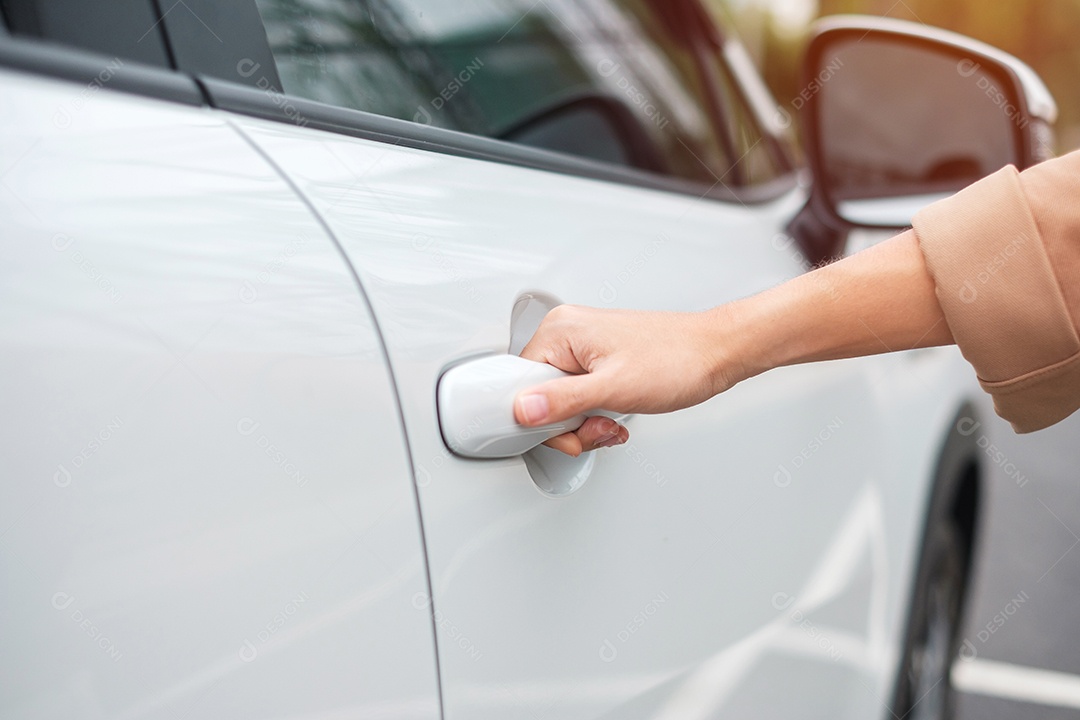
[{"xmin": 913, "ymin": 165, "xmax": 1080, "ymax": 432}]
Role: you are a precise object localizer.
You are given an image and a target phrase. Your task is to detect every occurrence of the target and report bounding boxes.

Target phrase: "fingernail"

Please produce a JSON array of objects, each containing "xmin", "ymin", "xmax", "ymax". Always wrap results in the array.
[
  {"xmin": 597, "ymin": 433, "xmax": 626, "ymax": 448},
  {"xmin": 518, "ymin": 394, "xmax": 549, "ymax": 425},
  {"xmin": 595, "ymin": 420, "xmax": 619, "ymax": 445}
]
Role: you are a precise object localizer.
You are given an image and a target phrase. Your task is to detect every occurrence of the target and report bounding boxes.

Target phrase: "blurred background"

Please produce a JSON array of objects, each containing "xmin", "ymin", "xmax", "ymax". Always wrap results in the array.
[{"xmin": 710, "ymin": 0, "xmax": 1080, "ymax": 152}]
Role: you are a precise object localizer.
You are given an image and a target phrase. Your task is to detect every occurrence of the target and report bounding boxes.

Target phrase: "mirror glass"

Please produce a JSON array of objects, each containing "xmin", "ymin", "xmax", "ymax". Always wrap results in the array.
[{"xmin": 815, "ymin": 36, "xmax": 1022, "ymax": 226}]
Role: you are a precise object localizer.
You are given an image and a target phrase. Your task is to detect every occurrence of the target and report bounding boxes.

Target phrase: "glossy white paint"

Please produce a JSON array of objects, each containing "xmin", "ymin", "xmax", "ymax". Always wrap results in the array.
[
  {"xmin": 952, "ymin": 658, "xmax": 1080, "ymax": 710},
  {"xmin": 0, "ymin": 70, "xmax": 440, "ymax": 718},
  {"xmin": 839, "ymin": 193, "xmax": 952, "ymax": 227},
  {"xmin": 235, "ymin": 112, "xmax": 978, "ymax": 720},
  {"xmin": 438, "ymin": 355, "xmax": 586, "ymax": 459}
]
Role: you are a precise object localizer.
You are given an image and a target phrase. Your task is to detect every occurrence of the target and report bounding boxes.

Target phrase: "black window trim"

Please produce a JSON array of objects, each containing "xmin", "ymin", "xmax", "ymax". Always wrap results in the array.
[
  {"xmin": 686, "ymin": 0, "xmax": 797, "ymax": 177},
  {"xmin": 198, "ymin": 76, "xmax": 799, "ymax": 205},
  {"xmin": 0, "ymin": 30, "xmax": 799, "ymax": 206},
  {"xmin": 672, "ymin": 0, "xmax": 745, "ymax": 185},
  {"xmin": 0, "ymin": 34, "xmax": 203, "ymax": 106},
  {"xmin": 712, "ymin": 44, "xmax": 797, "ymax": 176}
]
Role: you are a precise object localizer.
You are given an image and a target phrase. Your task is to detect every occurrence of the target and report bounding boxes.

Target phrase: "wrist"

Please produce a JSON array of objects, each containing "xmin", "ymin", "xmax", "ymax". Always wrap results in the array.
[
  {"xmin": 696, "ymin": 303, "xmax": 762, "ymax": 395},
  {"xmin": 700, "ymin": 281, "xmax": 809, "ymax": 392}
]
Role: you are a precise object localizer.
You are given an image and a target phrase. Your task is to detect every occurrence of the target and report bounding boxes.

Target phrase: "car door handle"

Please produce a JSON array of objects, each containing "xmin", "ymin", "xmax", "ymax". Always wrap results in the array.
[{"xmin": 437, "ymin": 354, "xmax": 588, "ymax": 459}]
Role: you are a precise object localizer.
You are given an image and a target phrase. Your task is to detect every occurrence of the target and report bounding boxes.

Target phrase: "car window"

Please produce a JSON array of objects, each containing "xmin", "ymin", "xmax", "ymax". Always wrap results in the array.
[
  {"xmin": 159, "ymin": 0, "xmax": 283, "ymax": 93},
  {"xmin": 0, "ymin": 0, "xmax": 171, "ymax": 68},
  {"xmin": 253, "ymin": 0, "xmax": 738, "ymax": 185},
  {"xmin": 709, "ymin": 47, "xmax": 790, "ymax": 186},
  {"xmin": 253, "ymin": 0, "xmax": 445, "ymax": 127}
]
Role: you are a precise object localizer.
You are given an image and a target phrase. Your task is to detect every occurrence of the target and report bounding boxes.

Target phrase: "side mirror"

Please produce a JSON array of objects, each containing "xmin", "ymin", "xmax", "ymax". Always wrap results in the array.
[{"xmin": 801, "ymin": 16, "xmax": 1057, "ymax": 229}]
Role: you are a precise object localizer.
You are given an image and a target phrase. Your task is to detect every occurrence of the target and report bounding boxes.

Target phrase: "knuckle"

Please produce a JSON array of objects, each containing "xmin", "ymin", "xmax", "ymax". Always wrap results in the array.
[{"xmin": 545, "ymin": 304, "xmax": 573, "ymax": 324}]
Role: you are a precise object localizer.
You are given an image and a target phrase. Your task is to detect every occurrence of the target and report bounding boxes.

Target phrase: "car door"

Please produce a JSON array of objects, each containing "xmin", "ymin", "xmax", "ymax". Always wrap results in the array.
[
  {"xmin": 181, "ymin": 2, "xmax": 905, "ymax": 718},
  {"xmin": 0, "ymin": 18, "xmax": 440, "ymax": 719}
]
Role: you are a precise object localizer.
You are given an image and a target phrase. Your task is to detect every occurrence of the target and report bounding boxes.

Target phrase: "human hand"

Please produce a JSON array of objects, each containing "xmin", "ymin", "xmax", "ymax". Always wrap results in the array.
[
  {"xmin": 513, "ymin": 304, "xmax": 745, "ymax": 456},
  {"xmin": 511, "ymin": 232, "xmax": 959, "ymax": 456}
]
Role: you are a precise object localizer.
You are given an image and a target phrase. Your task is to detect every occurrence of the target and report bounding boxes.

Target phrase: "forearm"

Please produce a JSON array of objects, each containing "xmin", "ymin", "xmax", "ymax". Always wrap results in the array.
[
  {"xmin": 714, "ymin": 229, "xmax": 954, "ymax": 383},
  {"xmin": 522, "ymin": 154, "xmax": 1080, "ymax": 450}
]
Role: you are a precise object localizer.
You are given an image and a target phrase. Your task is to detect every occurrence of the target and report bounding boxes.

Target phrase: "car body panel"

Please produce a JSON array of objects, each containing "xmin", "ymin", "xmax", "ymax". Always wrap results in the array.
[
  {"xmin": 0, "ymin": 2, "xmax": 991, "ymax": 715},
  {"xmin": 234, "ymin": 113, "xmax": 979, "ymax": 719},
  {"xmin": 0, "ymin": 69, "xmax": 440, "ymax": 719}
]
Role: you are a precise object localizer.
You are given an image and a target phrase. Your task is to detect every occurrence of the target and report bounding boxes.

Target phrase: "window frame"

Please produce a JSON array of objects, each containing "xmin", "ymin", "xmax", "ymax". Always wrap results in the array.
[
  {"xmin": 218, "ymin": 0, "xmax": 799, "ymax": 203},
  {"xmin": 0, "ymin": 0, "xmax": 800, "ymax": 206},
  {"xmin": 0, "ymin": 33, "xmax": 203, "ymax": 106},
  {"xmin": 679, "ymin": 2, "xmax": 797, "ymax": 183},
  {"xmin": 200, "ymin": 75, "xmax": 798, "ymax": 204}
]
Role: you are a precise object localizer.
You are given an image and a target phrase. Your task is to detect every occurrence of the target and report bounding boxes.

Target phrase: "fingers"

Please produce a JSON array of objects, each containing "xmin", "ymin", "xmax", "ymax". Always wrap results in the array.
[
  {"xmin": 518, "ymin": 331, "xmax": 551, "ymax": 364},
  {"xmin": 514, "ymin": 371, "xmax": 609, "ymax": 426},
  {"xmin": 518, "ymin": 306, "xmax": 590, "ymax": 373},
  {"xmin": 541, "ymin": 416, "xmax": 629, "ymax": 456},
  {"xmin": 575, "ymin": 416, "xmax": 629, "ymax": 451},
  {"xmin": 542, "ymin": 432, "xmax": 583, "ymax": 456}
]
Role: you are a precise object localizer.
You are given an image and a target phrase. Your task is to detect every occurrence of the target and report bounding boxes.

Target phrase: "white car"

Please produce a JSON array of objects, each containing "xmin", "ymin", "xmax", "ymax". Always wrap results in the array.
[{"xmin": 0, "ymin": 2, "xmax": 1056, "ymax": 719}]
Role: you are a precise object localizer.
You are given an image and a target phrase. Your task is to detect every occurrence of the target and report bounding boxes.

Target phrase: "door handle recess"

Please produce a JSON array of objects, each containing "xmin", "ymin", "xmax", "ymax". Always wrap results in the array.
[{"xmin": 437, "ymin": 355, "xmax": 587, "ymax": 459}]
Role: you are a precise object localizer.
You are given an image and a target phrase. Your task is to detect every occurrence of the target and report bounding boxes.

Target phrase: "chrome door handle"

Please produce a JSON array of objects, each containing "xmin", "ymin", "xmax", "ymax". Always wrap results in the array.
[{"xmin": 437, "ymin": 355, "xmax": 587, "ymax": 459}]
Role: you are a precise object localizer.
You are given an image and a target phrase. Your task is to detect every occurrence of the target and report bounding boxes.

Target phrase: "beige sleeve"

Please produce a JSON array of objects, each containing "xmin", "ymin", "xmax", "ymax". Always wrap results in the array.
[{"xmin": 912, "ymin": 150, "xmax": 1080, "ymax": 433}]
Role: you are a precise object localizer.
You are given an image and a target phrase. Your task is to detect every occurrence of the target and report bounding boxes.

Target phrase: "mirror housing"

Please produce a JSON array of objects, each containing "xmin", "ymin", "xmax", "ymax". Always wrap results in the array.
[{"xmin": 801, "ymin": 15, "xmax": 1057, "ymax": 231}]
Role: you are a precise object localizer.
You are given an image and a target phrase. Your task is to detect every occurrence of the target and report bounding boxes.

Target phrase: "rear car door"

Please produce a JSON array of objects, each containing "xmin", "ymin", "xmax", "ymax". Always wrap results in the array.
[
  {"xmin": 188, "ymin": 2, "xmax": 901, "ymax": 718},
  {"xmin": 0, "ymin": 10, "xmax": 440, "ymax": 718}
]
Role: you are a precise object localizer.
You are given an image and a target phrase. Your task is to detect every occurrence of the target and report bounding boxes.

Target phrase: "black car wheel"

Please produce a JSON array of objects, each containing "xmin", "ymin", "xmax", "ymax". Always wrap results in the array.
[{"xmin": 895, "ymin": 522, "xmax": 968, "ymax": 720}]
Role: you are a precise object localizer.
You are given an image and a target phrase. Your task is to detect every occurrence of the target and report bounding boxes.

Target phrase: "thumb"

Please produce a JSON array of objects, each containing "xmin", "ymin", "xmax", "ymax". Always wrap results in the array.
[{"xmin": 514, "ymin": 372, "xmax": 608, "ymax": 426}]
